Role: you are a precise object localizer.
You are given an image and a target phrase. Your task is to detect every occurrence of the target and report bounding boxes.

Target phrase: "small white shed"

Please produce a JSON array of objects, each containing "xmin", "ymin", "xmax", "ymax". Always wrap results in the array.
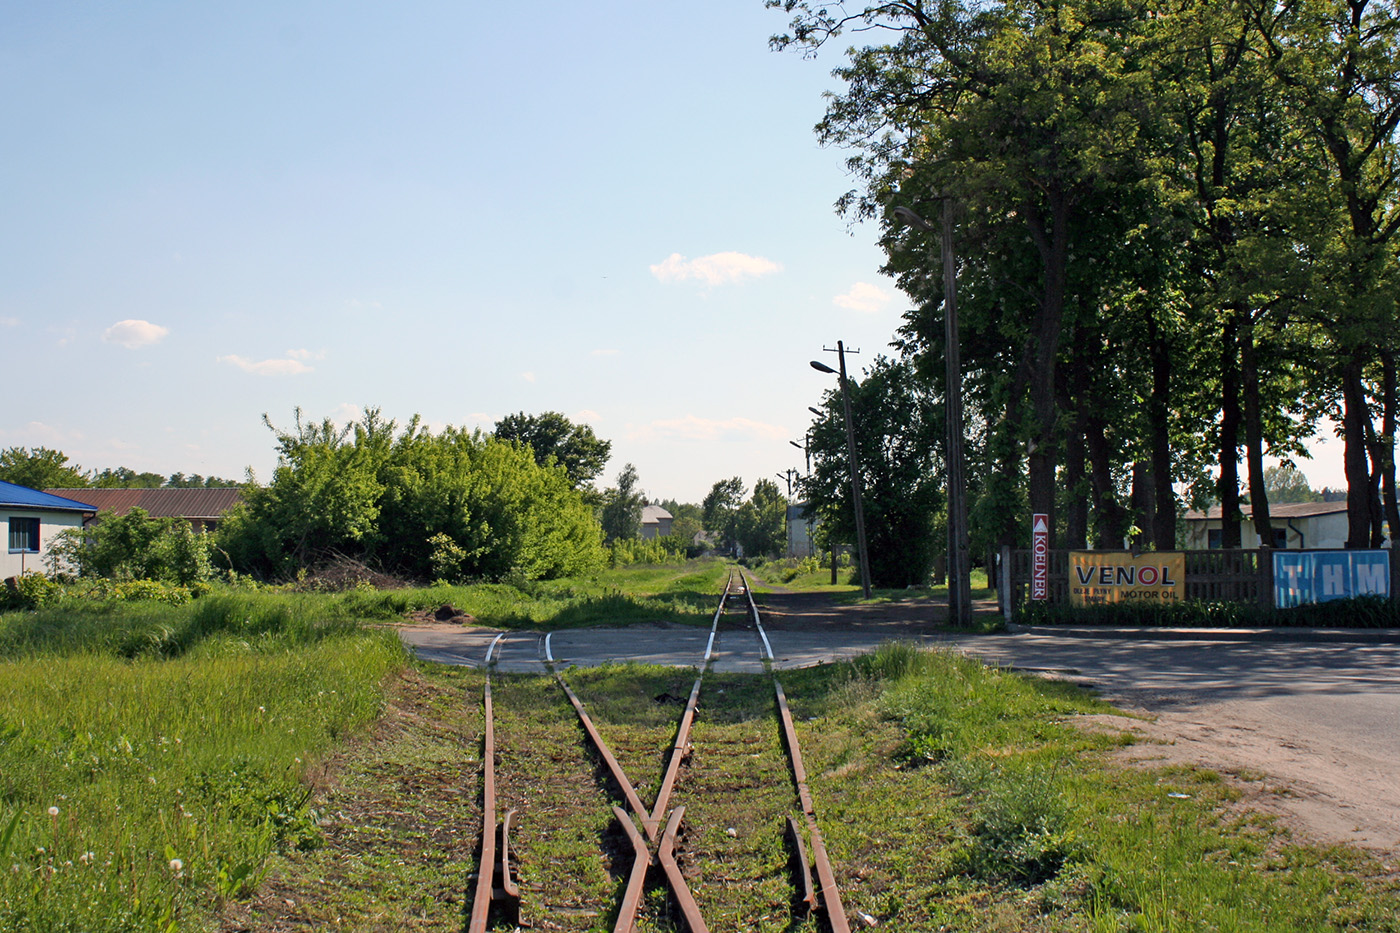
[{"xmin": 1, "ymin": 480, "xmax": 97, "ymax": 579}]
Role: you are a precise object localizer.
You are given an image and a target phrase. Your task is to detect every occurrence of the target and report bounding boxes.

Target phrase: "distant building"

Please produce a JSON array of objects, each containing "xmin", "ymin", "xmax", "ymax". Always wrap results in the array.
[
  {"xmin": 45, "ymin": 487, "xmax": 244, "ymax": 534},
  {"xmin": 640, "ymin": 504, "xmax": 673, "ymax": 540},
  {"xmin": 1183, "ymin": 501, "xmax": 1354, "ymax": 550},
  {"xmin": 2, "ymin": 481, "xmax": 96, "ymax": 579},
  {"xmin": 787, "ymin": 503, "xmax": 818, "ymax": 558}
]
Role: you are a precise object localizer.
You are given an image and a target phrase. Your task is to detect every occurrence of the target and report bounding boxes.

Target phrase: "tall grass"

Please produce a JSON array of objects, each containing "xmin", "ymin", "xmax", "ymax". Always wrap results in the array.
[
  {"xmin": 0, "ymin": 586, "xmax": 405, "ymax": 932},
  {"xmin": 846, "ymin": 641, "xmax": 1398, "ymax": 930},
  {"xmin": 0, "ymin": 632, "xmax": 401, "ymax": 932}
]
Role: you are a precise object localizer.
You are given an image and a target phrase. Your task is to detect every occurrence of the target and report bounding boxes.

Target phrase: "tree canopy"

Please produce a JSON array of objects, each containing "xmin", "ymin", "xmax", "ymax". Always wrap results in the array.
[
  {"xmin": 218, "ymin": 408, "xmax": 604, "ymax": 581},
  {"xmin": 0, "ymin": 447, "xmax": 88, "ymax": 489},
  {"xmin": 493, "ymin": 411, "xmax": 612, "ymax": 489},
  {"xmin": 770, "ymin": 0, "xmax": 1400, "ymax": 552}
]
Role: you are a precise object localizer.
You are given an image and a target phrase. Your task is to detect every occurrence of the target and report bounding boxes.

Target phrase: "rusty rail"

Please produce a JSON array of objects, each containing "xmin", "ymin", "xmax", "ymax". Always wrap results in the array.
[
  {"xmin": 739, "ymin": 569, "xmax": 851, "ymax": 933},
  {"xmin": 467, "ymin": 636, "xmax": 518, "ymax": 933},
  {"xmin": 472, "ymin": 568, "xmax": 850, "ymax": 931}
]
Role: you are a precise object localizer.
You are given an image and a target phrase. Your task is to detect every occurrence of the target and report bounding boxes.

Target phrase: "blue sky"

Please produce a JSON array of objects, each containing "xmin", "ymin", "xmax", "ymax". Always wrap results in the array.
[{"xmin": 0, "ymin": 1, "xmax": 1344, "ymax": 501}]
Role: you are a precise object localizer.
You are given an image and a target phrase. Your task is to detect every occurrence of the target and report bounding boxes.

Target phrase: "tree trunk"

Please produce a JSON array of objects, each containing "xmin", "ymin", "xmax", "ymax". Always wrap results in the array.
[
  {"xmin": 1148, "ymin": 311, "xmax": 1176, "ymax": 550},
  {"xmin": 1023, "ymin": 191, "xmax": 1072, "ymax": 544},
  {"xmin": 1382, "ymin": 351, "xmax": 1399, "ymax": 547},
  {"xmin": 1085, "ymin": 415, "xmax": 1129, "ymax": 547},
  {"xmin": 1130, "ymin": 461, "xmax": 1153, "ymax": 551},
  {"xmin": 1240, "ymin": 316, "xmax": 1273, "ymax": 547},
  {"xmin": 1064, "ymin": 418, "xmax": 1089, "ymax": 550},
  {"xmin": 1342, "ymin": 352, "xmax": 1374, "ymax": 548},
  {"xmin": 1219, "ymin": 314, "xmax": 1242, "ymax": 548},
  {"xmin": 1063, "ymin": 355, "xmax": 1090, "ymax": 550}
]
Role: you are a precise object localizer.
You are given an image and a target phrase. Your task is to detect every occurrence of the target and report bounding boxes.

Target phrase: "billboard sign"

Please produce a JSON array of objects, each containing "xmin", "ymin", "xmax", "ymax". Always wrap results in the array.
[
  {"xmin": 1273, "ymin": 551, "xmax": 1390, "ymax": 608},
  {"xmin": 1069, "ymin": 552, "xmax": 1185, "ymax": 606},
  {"xmin": 1031, "ymin": 513, "xmax": 1049, "ymax": 600}
]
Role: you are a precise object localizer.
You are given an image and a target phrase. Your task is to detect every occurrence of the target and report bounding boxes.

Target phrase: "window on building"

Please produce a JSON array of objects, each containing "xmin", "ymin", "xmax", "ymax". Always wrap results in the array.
[
  {"xmin": 1272, "ymin": 527, "xmax": 1288, "ymax": 549},
  {"xmin": 8, "ymin": 517, "xmax": 40, "ymax": 553},
  {"xmin": 1207, "ymin": 528, "xmax": 1222, "ymax": 549}
]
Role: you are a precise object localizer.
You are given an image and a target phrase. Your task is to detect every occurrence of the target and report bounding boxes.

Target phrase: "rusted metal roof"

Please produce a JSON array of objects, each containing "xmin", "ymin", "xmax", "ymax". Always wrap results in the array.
[{"xmin": 43, "ymin": 488, "xmax": 243, "ymax": 520}]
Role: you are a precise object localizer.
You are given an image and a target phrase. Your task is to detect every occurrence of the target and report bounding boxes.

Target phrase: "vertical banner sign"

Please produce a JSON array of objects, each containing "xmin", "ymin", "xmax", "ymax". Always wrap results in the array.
[
  {"xmin": 1031, "ymin": 513, "xmax": 1049, "ymax": 601},
  {"xmin": 1273, "ymin": 551, "xmax": 1391, "ymax": 608},
  {"xmin": 1069, "ymin": 552, "xmax": 1185, "ymax": 605}
]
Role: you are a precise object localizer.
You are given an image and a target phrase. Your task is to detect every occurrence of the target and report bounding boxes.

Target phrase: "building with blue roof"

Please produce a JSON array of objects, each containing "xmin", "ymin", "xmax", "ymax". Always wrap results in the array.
[{"xmin": 2, "ymin": 480, "xmax": 97, "ymax": 579}]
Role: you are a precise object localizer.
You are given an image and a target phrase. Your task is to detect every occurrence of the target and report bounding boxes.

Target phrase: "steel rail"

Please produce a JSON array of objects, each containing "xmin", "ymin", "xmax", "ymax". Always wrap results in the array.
[
  {"xmin": 739, "ymin": 570, "xmax": 852, "ymax": 933},
  {"xmin": 466, "ymin": 673, "xmax": 497, "ymax": 932},
  {"xmin": 546, "ymin": 571, "xmax": 733, "ymax": 932},
  {"xmin": 468, "ymin": 636, "xmax": 518, "ymax": 933}
]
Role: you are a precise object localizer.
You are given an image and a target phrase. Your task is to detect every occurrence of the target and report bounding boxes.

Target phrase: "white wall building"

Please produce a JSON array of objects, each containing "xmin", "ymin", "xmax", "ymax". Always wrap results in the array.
[
  {"xmin": 1182, "ymin": 501, "xmax": 1357, "ymax": 550},
  {"xmin": 2, "ymin": 481, "xmax": 96, "ymax": 579}
]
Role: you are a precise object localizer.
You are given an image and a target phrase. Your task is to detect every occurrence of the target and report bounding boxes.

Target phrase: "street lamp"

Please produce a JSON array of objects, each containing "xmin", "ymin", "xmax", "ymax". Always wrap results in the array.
[
  {"xmin": 810, "ymin": 342, "xmax": 873, "ymax": 599},
  {"xmin": 893, "ymin": 202, "xmax": 971, "ymax": 626}
]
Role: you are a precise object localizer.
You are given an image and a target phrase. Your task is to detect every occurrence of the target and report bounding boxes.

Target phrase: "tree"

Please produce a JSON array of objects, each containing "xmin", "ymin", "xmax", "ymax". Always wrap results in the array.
[
  {"xmin": 599, "ymin": 463, "xmax": 645, "ymax": 542},
  {"xmin": 219, "ymin": 407, "xmax": 604, "ymax": 580},
  {"xmin": 91, "ymin": 467, "xmax": 167, "ymax": 488},
  {"xmin": 736, "ymin": 479, "xmax": 788, "ymax": 558},
  {"xmin": 47, "ymin": 507, "xmax": 212, "ymax": 584},
  {"xmin": 802, "ymin": 356, "xmax": 944, "ymax": 587},
  {"xmin": 0, "ymin": 446, "xmax": 88, "ymax": 489},
  {"xmin": 658, "ymin": 499, "xmax": 705, "ymax": 547},
  {"xmin": 1262, "ymin": 464, "xmax": 1322, "ymax": 504},
  {"xmin": 493, "ymin": 411, "xmax": 612, "ymax": 489},
  {"xmin": 702, "ymin": 477, "xmax": 746, "ymax": 553}
]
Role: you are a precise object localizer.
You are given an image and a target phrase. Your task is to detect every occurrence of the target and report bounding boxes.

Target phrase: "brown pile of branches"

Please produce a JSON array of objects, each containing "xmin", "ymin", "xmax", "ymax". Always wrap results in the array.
[{"xmin": 294, "ymin": 553, "xmax": 408, "ymax": 592}]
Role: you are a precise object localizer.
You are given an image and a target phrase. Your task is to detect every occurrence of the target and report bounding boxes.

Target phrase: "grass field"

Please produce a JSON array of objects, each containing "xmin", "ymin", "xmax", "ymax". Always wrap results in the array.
[{"xmin": 3, "ymin": 559, "xmax": 1397, "ymax": 930}]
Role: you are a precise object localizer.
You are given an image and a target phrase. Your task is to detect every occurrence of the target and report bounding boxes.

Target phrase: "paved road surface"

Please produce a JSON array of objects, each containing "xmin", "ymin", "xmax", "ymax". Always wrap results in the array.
[{"xmin": 399, "ymin": 621, "xmax": 1400, "ymax": 855}]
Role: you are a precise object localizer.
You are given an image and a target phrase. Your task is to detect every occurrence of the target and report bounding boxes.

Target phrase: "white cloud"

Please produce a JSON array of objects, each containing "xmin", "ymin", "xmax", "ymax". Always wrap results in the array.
[
  {"xmin": 103, "ymin": 319, "xmax": 169, "ymax": 349},
  {"xmin": 218, "ymin": 354, "xmax": 314, "ymax": 376},
  {"xmin": 833, "ymin": 282, "xmax": 893, "ymax": 313},
  {"xmin": 650, "ymin": 251, "xmax": 781, "ymax": 286},
  {"xmin": 631, "ymin": 415, "xmax": 786, "ymax": 443},
  {"xmin": 285, "ymin": 348, "xmax": 325, "ymax": 361},
  {"xmin": 591, "ymin": 348, "xmax": 619, "ymax": 357},
  {"xmin": 0, "ymin": 316, "xmax": 18, "ymax": 328},
  {"xmin": 574, "ymin": 409, "xmax": 601, "ymax": 422},
  {"xmin": 521, "ymin": 371, "xmax": 536, "ymax": 383}
]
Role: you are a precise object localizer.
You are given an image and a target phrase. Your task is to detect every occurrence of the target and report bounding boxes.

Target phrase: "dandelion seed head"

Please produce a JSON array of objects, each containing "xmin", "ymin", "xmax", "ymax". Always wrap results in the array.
[
  {"xmin": 169, "ymin": 858, "xmax": 183, "ymax": 872},
  {"xmin": 48, "ymin": 806, "xmax": 59, "ymax": 817}
]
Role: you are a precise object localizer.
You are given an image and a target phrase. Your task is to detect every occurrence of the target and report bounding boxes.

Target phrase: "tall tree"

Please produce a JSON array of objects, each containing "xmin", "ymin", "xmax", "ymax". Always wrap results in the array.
[
  {"xmin": 774, "ymin": 0, "xmax": 1161, "ymax": 546},
  {"xmin": 599, "ymin": 463, "xmax": 645, "ymax": 542},
  {"xmin": 803, "ymin": 356, "xmax": 944, "ymax": 587},
  {"xmin": 702, "ymin": 477, "xmax": 747, "ymax": 553},
  {"xmin": 0, "ymin": 446, "xmax": 89, "ymax": 489},
  {"xmin": 736, "ymin": 479, "xmax": 788, "ymax": 558},
  {"xmin": 493, "ymin": 411, "xmax": 612, "ymax": 489}
]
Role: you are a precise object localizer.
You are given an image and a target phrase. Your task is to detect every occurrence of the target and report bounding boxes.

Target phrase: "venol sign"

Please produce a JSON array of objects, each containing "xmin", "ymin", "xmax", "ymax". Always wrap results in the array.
[{"xmin": 1069, "ymin": 552, "xmax": 1185, "ymax": 605}]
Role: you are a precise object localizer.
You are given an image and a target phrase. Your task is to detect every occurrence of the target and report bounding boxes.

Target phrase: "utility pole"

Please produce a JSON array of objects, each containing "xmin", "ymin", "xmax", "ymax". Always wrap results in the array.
[
  {"xmin": 893, "ymin": 202, "xmax": 971, "ymax": 626},
  {"xmin": 811, "ymin": 342, "xmax": 873, "ymax": 599}
]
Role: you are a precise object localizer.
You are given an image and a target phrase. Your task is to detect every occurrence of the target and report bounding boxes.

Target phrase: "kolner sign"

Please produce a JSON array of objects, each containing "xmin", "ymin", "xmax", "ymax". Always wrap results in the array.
[
  {"xmin": 1070, "ymin": 552, "xmax": 1185, "ymax": 606},
  {"xmin": 1031, "ymin": 513, "xmax": 1049, "ymax": 600}
]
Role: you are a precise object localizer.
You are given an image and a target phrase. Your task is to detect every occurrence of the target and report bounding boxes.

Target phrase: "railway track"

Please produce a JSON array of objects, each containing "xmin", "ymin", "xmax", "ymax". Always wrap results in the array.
[{"xmin": 466, "ymin": 568, "xmax": 850, "ymax": 932}]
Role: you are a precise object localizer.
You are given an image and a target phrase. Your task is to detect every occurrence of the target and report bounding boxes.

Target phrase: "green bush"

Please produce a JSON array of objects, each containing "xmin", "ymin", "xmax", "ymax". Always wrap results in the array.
[
  {"xmin": 0, "ymin": 572, "xmax": 62, "ymax": 610},
  {"xmin": 950, "ymin": 761, "xmax": 1082, "ymax": 886},
  {"xmin": 45, "ymin": 508, "xmax": 213, "ymax": 585},
  {"xmin": 1014, "ymin": 595, "xmax": 1400, "ymax": 628}
]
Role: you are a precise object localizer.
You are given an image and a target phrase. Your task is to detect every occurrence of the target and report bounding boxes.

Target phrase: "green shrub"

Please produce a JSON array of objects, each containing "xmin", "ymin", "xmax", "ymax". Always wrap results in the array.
[
  {"xmin": 949, "ymin": 761, "xmax": 1082, "ymax": 886},
  {"xmin": 0, "ymin": 572, "xmax": 62, "ymax": 610},
  {"xmin": 1015, "ymin": 595, "xmax": 1400, "ymax": 628}
]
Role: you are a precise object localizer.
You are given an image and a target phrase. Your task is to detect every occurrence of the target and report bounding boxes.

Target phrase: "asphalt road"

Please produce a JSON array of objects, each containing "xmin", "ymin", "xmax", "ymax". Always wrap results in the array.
[{"xmin": 399, "ymin": 620, "xmax": 1400, "ymax": 854}]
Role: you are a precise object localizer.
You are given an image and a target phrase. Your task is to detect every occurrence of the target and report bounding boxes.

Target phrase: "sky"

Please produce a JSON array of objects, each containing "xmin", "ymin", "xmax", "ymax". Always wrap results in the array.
[{"xmin": 0, "ymin": 1, "xmax": 1347, "ymax": 503}]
